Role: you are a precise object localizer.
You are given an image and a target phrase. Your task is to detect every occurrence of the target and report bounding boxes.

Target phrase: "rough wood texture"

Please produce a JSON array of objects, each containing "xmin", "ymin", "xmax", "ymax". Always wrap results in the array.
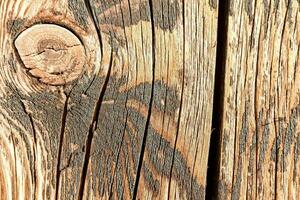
[
  {"xmin": 0, "ymin": 0, "xmax": 218, "ymax": 200},
  {"xmin": 216, "ymin": 0, "xmax": 300, "ymax": 199},
  {"xmin": 15, "ymin": 24, "xmax": 86, "ymax": 85}
]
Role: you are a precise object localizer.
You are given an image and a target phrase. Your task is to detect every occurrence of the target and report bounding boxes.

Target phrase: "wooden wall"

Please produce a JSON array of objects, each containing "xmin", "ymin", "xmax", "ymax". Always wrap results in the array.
[{"xmin": 0, "ymin": 0, "xmax": 299, "ymax": 199}]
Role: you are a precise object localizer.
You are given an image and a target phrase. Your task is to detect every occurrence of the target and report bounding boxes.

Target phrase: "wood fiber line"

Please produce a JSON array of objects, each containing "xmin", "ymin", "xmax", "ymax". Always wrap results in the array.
[
  {"xmin": 76, "ymin": 1, "xmax": 112, "ymax": 199},
  {"xmin": 167, "ymin": 0, "xmax": 185, "ymax": 198},
  {"xmin": 132, "ymin": 0, "xmax": 156, "ymax": 197}
]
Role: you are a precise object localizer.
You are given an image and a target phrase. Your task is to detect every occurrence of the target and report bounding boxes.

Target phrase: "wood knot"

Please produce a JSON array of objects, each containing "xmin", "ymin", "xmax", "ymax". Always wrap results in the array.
[{"xmin": 14, "ymin": 24, "xmax": 86, "ymax": 85}]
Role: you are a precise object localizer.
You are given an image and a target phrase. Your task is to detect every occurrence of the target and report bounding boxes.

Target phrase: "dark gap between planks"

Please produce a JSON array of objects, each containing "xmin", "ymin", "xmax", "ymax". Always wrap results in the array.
[{"xmin": 206, "ymin": 0, "xmax": 230, "ymax": 199}]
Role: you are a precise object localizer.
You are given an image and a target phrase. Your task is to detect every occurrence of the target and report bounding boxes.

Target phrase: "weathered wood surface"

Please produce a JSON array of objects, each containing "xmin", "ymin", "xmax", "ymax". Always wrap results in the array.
[
  {"xmin": 0, "ymin": 0, "xmax": 218, "ymax": 200},
  {"xmin": 215, "ymin": 0, "xmax": 300, "ymax": 199}
]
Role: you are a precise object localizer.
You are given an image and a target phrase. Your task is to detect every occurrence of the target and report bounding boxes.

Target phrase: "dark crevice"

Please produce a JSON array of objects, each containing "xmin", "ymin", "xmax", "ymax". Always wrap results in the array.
[
  {"xmin": 206, "ymin": 0, "xmax": 230, "ymax": 199},
  {"xmin": 109, "ymin": 59, "xmax": 130, "ymax": 200},
  {"xmin": 118, "ymin": 0, "xmax": 130, "ymax": 52},
  {"xmin": 132, "ymin": 0, "xmax": 156, "ymax": 198},
  {"xmin": 275, "ymin": 3, "xmax": 290, "ymax": 199},
  {"xmin": 55, "ymin": 92, "xmax": 70, "ymax": 200},
  {"xmin": 107, "ymin": 3, "xmax": 131, "ymax": 196},
  {"xmin": 254, "ymin": 16, "xmax": 262, "ymax": 200},
  {"xmin": 77, "ymin": 0, "xmax": 112, "ymax": 199},
  {"xmin": 60, "ymin": 151, "xmax": 75, "ymax": 172},
  {"xmin": 77, "ymin": 49, "xmax": 113, "ymax": 200},
  {"xmin": 109, "ymin": 112, "xmax": 129, "ymax": 200},
  {"xmin": 167, "ymin": 0, "xmax": 185, "ymax": 199}
]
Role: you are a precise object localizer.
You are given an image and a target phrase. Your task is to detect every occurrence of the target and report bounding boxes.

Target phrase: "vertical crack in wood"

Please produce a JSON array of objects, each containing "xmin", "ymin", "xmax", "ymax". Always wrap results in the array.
[
  {"xmin": 84, "ymin": 0, "xmax": 103, "ymax": 58},
  {"xmin": 253, "ymin": 16, "xmax": 262, "ymax": 200},
  {"xmin": 108, "ymin": 6, "xmax": 131, "ymax": 193},
  {"xmin": 167, "ymin": 0, "xmax": 185, "ymax": 199},
  {"xmin": 116, "ymin": 0, "xmax": 130, "ymax": 51},
  {"xmin": 206, "ymin": 0, "xmax": 229, "ymax": 199},
  {"xmin": 77, "ymin": 48, "xmax": 113, "ymax": 200},
  {"xmin": 132, "ymin": 0, "xmax": 156, "ymax": 197},
  {"xmin": 77, "ymin": 1, "xmax": 112, "ymax": 199},
  {"xmin": 276, "ymin": 4, "xmax": 289, "ymax": 199},
  {"xmin": 249, "ymin": 1, "xmax": 258, "ymax": 199},
  {"xmin": 125, "ymin": 0, "xmax": 133, "ymax": 24},
  {"xmin": 109, "ymin": 111, "xmax": 129, "ymax": 199},
  {"xmin": 55, "ymin": 92, "xmax": 70, "ymax": 200}
]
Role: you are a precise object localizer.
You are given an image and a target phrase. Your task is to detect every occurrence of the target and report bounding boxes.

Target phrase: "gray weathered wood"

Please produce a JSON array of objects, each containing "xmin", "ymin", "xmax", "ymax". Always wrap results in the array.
[{"xmin": 215, "ymin": 0, "xmax": 300, "ymax": 199}]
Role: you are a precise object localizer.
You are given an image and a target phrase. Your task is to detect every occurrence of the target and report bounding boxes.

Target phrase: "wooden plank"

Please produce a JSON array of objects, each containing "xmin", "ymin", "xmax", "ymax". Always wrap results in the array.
[
  {"xmin": 0, "ymin": 0, "xmax": 104, "ymax": 199},
  {"xmin": 216, "ymin": 0, "xmax": 300, "ymax": 199},
  {"xmin": 80, "ymin": 0, "xmax": 218, "ymax": 199},
  {"xmin": 0, "ymin": 0, "xmax": 218, "ymax": 200}
]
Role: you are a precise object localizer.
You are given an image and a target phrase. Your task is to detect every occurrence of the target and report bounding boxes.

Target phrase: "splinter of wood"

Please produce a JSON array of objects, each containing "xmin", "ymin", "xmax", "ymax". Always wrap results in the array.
[{"xmin": 14, "ymin": 24, "xmax": 86, "ymax": 85}]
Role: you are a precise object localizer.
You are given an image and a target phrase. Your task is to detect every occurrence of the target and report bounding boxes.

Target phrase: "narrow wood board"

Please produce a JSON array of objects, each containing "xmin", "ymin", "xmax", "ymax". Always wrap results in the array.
[{"xmin": 216, "ymin": 0, "xmax": 300, "ymax": 199}]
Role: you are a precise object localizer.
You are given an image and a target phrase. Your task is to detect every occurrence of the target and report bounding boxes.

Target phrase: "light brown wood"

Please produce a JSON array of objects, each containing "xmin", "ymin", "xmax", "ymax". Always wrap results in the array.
[
  {"xmin": 15, "ymin": 24, "xmax": 86, "ymax": 85},
  {"xmin": 0, "ymin": 0, "xmax": 218, "ymax": 199},
  {"xmin": 216, "ymin": 0, "xmax": 300, "ymax": 199},
  {"xmin": 0, "ymin": 1, "xmax": 100, "ymax": 199}
]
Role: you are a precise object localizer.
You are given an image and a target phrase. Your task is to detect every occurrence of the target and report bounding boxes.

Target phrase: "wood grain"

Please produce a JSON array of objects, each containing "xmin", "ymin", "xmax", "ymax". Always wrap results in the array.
[
  {"xmin": 0, "ymin": 1, "xmax": 101, "ymax": 200},
  {"xmin": 15, "ymin": 24, "xmax": 86, "ymax": 85},
  {"xmin": 0, "ymin": 0, "xmax": 218, "ymax": 200},
  {"xmin": 215, "ymin": 0, "xmax": 300, "ymax": 199}
]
